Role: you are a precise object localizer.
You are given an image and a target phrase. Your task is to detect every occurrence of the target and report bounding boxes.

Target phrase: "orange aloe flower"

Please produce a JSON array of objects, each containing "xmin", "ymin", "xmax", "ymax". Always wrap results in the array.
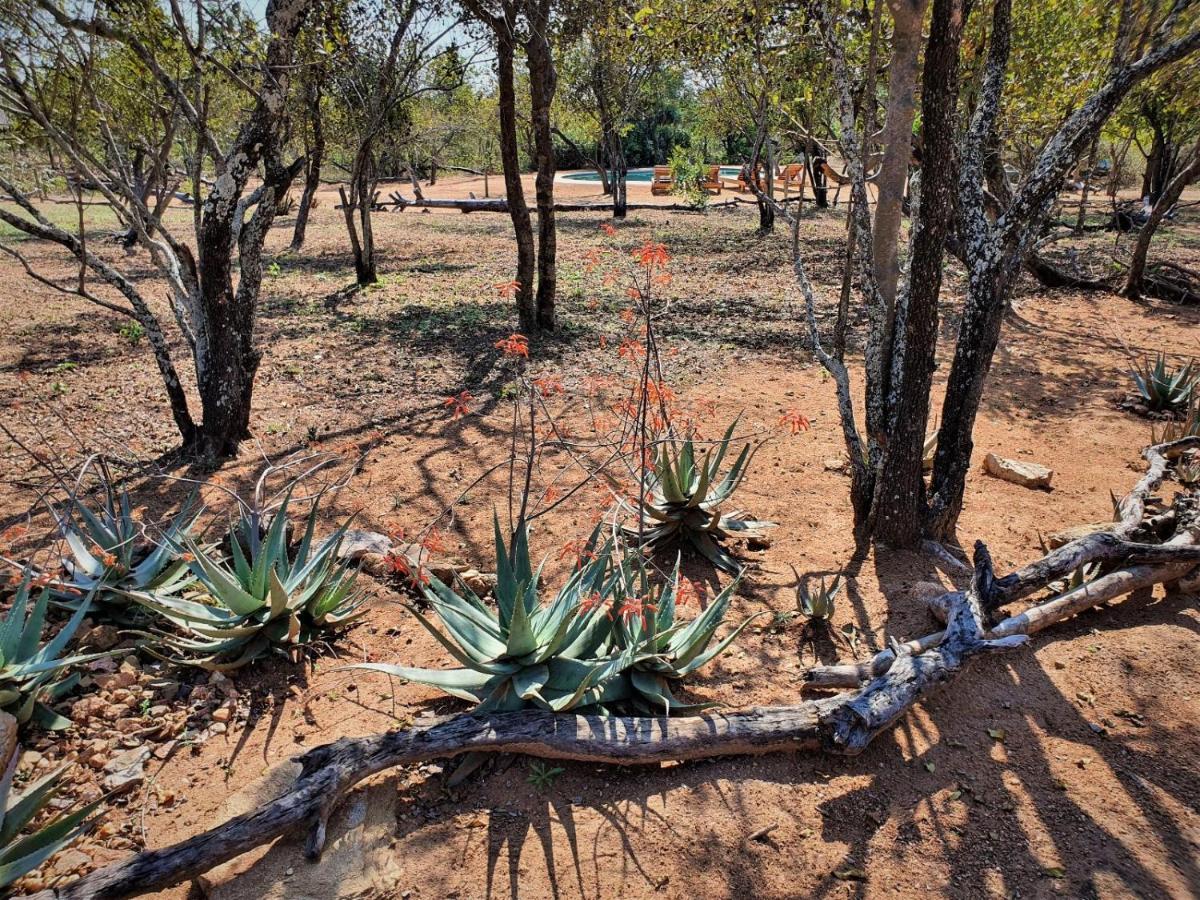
[
  {"xmin": 495, "ymin": 333, "xmax": 530, "ymax": 358},
  {"xmin": 444, "ymin": 390, "xmax": 473, "ymax": 419},
  {"xmin": 632, "ymin": 241, "xmax": 670, "ymax": 269},
  {"xmin": 533, "ymin": 374, "xmax": 564, "ymax": 398},
  {"xmin": 779, "ymin": 409, "xmax": 811, "ymax": 435},
  {"xmin": 495, "ymin": 280, "xmax": 521, "ymax": 299},
  {"xmin": 600, "ymin": 222, "xmax": 617, "ymax": 237}
]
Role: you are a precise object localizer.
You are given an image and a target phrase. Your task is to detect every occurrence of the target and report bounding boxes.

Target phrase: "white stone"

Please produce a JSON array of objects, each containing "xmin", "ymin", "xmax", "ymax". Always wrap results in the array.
[{"xmin": 984, "ymin": 453, "xmax": 1053, "ymax": 490}]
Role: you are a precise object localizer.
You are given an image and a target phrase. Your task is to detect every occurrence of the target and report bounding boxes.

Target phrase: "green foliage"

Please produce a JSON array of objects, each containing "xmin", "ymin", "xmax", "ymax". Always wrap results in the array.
[
  {"xmin": 0, "ymin": 574, "xmax": 106, "ymax": 730},
  {"xmin": 54, "ymin": 479, "xmax": 197, "ymax": 615},
  {"xmin": 625, "ymin": 420, "xmax": 774, "ymax": 574},
  {"xmin": 797, "ymin": 574, "xmax": 841, "ymax": 622},
  {"xmin": 526, "ymin": 761, "xmax": 564, "ymax": 791},
  {"xmin": 0, "ymin": 750, "xmax": 101, "ymax": 890},
  {"xmin": 351, "ymin": 518, "xmax": 751, "ymax": 715},
  {"xmin": 667, "ymin": 144, "xmax": 709, "ymax": 209},
  {"xmin": 116, "ymin": 321, "xmax": 144, "ymax": 345},
  {"xmin": 134, "ymin": 494, "xmax": 365, "ymax": 670},
  {"xmin": 1130, "ymin": 354, "xmax": 1197, "ymax": 412}
]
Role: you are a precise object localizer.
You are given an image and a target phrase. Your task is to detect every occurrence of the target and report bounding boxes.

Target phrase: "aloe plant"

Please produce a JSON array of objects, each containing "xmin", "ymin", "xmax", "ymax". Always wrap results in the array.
[
  {"xmin": 0, "ymin": 574, "xmax": 106, "ymax": 730},
  {"xmin": 0, "ymin": 734, "xmax": 101, "ymax": 890},
  {"xmin": 1131, "ymin": 354, "xmax": 1197, "ymax": 412},
  {"xmin": 351, "ymin": 518, "xmax": 752, "ymax": 715},
  {"xmin": 610, "ymin": 558, "xmax": 759, "ymax": 714},
  {"xmin": 53, "ymin": 480, "xmax": 197, "ymax": 616},
  {"xmin": 133, "ymin": 494, "xmax": 365, "ymax": 670},
  {"xmin": 797, "ymin": 574, "xmax": 841, "ymax": 622},
  {"xmin": 624, "ymin": 420, "xmax": 775, "ymax": 574}
]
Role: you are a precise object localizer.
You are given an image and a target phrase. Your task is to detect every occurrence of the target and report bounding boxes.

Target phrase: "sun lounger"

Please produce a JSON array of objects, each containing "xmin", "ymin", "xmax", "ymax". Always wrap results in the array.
[
  {"xmin": 702, "ymin": 165, "xmax": 723, "ymax": 194},
  {"xmin": 651, "ymin": 166, "xmax": 674, "ymax": 196}
]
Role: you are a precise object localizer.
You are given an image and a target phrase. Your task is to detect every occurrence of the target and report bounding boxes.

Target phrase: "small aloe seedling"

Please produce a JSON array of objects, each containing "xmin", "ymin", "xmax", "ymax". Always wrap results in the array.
[
  {"xmin": 624, "ymin": 419, "xmax": 775, "ymax": 574},
  {"xmin": 53, "ymin": 476, "xmax": 198, "ymax": 616},
  {"xmin": 0, "ymin": 573, "xmax": 108, "ymax": 730},
  {"xmin": 1130, "ymin": 353, "xmax": 1197, "ymax": 412},
  {"xmin": 0, "ymin": 718, "xmax": 102, "ymax": 890},
  {"xmin": 134, "ymin": 493, "xmax": 366, "ymax": 670},
  {"xmin": 797, "ymin": 573, "xmax": 841, "ymax": 622}
]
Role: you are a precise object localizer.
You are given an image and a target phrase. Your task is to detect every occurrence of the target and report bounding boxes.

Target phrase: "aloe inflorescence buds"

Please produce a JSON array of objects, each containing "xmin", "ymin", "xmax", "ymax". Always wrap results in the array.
[{"xmin": 623, "ymin": 419, "xmax": 774, "ymax": 574}]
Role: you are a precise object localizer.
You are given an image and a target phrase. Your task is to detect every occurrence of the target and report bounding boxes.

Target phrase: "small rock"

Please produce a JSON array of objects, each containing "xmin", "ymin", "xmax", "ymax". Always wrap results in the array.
[
  {"xmin": 983, "ymin": 453, "xmax": 1053, "ymax": 490},
  {"xmin": 338, "ymin": 530, "xmax": 393, "ymax": 561},
  {"xmin": 823, "ymin": 458, "xmax": 846, "ymax": 473},
  {"xmin": 149, "ymin": 679, "xmax": 181, "ymax": 702},
  {"xmin": 103, "ymin": 746, "xmax": 150, "ymax": 794},
  {"xmin": 211, "ymin": 722, "xmax": 228, "ymax": 734},
  {"xmin": 82, "ymin": 625, "xmax": 121, "ymax": 651},
  {"xmin": 19, "ymin": 750, "xmax": 43, "ymax": 769},
  {"xmin": 211, "ymin": 706, "xmax": 232, "ymax": 723},
  {"xmin": 48, "ymin": 848, "xmax": 91, "ymax": 877}
]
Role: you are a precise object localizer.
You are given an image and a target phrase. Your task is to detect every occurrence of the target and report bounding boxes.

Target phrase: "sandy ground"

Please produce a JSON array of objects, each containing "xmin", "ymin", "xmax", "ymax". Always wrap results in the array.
[{"xmin": 1, "ymin": 173, "xmax": 1199, "ymax": 899}]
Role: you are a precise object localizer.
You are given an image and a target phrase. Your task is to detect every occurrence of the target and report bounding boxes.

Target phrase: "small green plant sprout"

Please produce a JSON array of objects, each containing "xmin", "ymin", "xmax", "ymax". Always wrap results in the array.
[
  {"xmin": 266, "ymin": 261, "xmax": 283, "ymax": 278},
  {"xmin": 116, "ymin": 321, "xmax": 144, "ymax": 345},
  {"xmin": 349, "ymin": 518, "xmax": 755, "ymax": 715},
  {"xmin": 52, "ymin": 469, "xmax": 198, "ymax": 615},
  {"xmin": 624, "ymin": 419, "xmax": 775, "ymax": 574},
  {"xmin": 1130, "ymin": 353, "xmax": 1197, "ymax": 412},
  {"xmin": 0, "ymin": 572, "xmax": 109, "ymax": 730},
  {"xmin": 134, "ymin": 492, "xmax": 366, "ymax": 670},
  {"xmin": 0, "ymin": 719, "xmax": 102, "ymax": 890},
  {"xmin": 796, "ymin": 572, "xmax": 841, "ymax": 622},
  {"xmin": 526, "ymin": 761, "xmax": 564, "ymax": 792}
]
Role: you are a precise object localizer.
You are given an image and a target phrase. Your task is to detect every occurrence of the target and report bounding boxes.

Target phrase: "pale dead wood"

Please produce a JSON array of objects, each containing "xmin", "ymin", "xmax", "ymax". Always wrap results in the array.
[{"xmin": 806, "ymin": 437, "xmax": 1200, "ymax": 688}]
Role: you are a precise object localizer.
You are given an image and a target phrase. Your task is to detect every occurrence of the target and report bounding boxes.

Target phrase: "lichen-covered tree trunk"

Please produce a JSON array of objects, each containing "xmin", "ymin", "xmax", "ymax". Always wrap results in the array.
[
  {"xmin": 1123, "ymin": 137, "xmax": 1200, "ymax": 298},
  {"xmin": 291, "ymin": 82, "xmax": 324, "ymax": 252},
  {"xmin": 873, "ymin": 0, "xmax": 965, "ymax": 548}
]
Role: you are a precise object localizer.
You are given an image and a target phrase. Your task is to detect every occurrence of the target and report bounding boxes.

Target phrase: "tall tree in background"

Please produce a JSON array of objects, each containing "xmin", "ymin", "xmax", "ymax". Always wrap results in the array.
[
  {"xmin": 559, "ymin": 2, "xmax": 657, "ymax": 218},
  {"xmin": 0, "ymin": 0, "xmax": 314, "ymax": 459},
  {"xmin": 331, "ymin": 0, "xmax": 461, "ymax": 285},
  {"xmin": 461, "ymin": 0, "xmax": 560, "ymax": 332}
]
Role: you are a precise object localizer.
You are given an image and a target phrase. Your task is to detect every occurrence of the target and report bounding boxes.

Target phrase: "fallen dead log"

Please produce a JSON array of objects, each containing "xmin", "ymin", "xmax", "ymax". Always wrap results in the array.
[
  {"xmin": 33, "ymin": 547, "xmax": 1024, "ymax": 900},
  {"xmin": 366, "ymin": 193, "xmax": 740, "ymax": 214},
  {"xmin": 806, "ymin": 437, "xmax": 1200, "ymax": 689}
]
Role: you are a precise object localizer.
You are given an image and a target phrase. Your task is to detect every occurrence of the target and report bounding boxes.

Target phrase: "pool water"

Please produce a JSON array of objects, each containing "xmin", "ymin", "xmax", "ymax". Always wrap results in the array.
[{"xmin": 562, "ymin": 166, "xmax": 744, "ymax": 183}]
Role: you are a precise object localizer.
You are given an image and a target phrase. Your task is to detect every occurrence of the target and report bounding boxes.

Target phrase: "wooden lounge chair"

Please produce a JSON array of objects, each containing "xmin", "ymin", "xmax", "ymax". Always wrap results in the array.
[
  {"xmin": 781, "ymin": 163, "xmax": 806, "ymax": 200},
  {"xmin": 651, "ymin": 166, "xmax": 674, "ymax": 196},
  {"xmin": 701, "ymin": 165, "xmax": 723, "ymax": 194}
]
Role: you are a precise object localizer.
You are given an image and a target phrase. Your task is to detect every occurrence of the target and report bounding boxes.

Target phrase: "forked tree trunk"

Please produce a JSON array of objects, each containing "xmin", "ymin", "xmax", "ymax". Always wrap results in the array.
[
  {"xmin": 1123, "ymin": 137, "xmax": 1200, "ymax": 298},
  {"xmin": 872, "ymin": 0, "xmax": 965, "ymax": 548}
]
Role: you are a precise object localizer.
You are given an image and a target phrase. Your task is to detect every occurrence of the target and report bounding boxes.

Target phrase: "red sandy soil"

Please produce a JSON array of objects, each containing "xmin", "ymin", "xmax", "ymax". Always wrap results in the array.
[{"xmin": 1, "ymin": 174, "xmax": 1199, "ymax": 899}]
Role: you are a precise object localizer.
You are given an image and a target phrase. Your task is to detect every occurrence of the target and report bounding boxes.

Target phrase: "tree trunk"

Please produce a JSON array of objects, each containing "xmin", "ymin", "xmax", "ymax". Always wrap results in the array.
[
  {"xmin": 1124, "ymin": 138, "xmax": 1200, "ymax": 298},
  {"xmin": 758, "ymin": 142, "xmax": 776, "ymax": 232},
  {"xmin": 873, "ymin": 0, "xmax": 965, "ymax": 548},
  {"xmin": 290, "ymin": 82, "xmax": 323, "ymax": 251},
  {"xmin": 1073, "ymin": 135, "xmax": 1099, "ymax": 233},
  {"xmin": 872, "ymin": 0, "xmax": 929, "ymax": 308},
  {"xmin": 605, "ymin": 127, "xmax": 628, "ymax": 219},
  {"xmin": 497, "ymin": 36, "xmax": 537, "ymax": 332},
  {"xmin": 526, "ymin": 17, "xmax": 558, "ymax": 331}
]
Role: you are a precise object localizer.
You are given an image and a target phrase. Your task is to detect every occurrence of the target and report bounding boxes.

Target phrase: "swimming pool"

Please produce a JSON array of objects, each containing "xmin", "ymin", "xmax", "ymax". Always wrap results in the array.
[{"xmin": 561, "ymin": 166, "xmax": 744, "ymax": 183}]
